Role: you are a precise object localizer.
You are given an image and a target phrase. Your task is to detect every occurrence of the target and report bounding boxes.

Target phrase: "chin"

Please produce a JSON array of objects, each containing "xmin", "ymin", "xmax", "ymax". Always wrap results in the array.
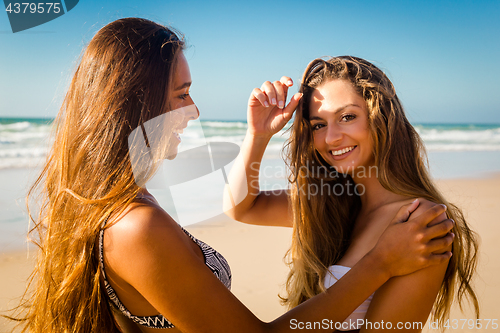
[
  {"xmin": 165, "ymin": 143, "xmax": 180, "ymax": 159},
  {"xmin": 165, "ymin": 138, "xmax": 181, "ymax": 160},
  {"xmin": 166, "ymin": 149, "xmax": 178, "ymax": 160},
  {"xmin": 331, "ymin": 161, "xmax": 359, "ymax": 174}
]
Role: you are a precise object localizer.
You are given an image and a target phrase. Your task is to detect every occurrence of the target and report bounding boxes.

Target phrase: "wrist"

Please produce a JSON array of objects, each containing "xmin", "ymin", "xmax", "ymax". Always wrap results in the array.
[
  {"xmin": 245, "ymin": 130, "xmax": 273, "ymax": 143},
  {"xmin": 361, "ymin": 249, "xmax": 392, "ymax": 283}
]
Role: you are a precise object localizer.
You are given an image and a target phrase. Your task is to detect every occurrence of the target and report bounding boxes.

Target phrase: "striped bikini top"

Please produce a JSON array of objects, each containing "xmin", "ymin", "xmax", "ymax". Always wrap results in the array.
[{"xmin": 98, "ymin": 216, "xmax": 232, "ymax": 329}]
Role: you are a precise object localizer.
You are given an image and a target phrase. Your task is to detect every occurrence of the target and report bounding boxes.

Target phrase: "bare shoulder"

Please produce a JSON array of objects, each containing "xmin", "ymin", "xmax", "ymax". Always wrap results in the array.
[
  {"xmin": 102, "ymin": 201, "xmax": 195, "ymax": 285},
  {"xmin": 413, "ymin": 197, "xmax": 443, "ymax": 210},
  {"xmin": 410, "ymin": 198, "xmax": 447, "ymax": 226},
  {"xmin": 360, "ymin": 197, "xmax": 444, "ymax": 234},
  {"xmin": 378, "ymin": 197, "xmax": 444, "ymax": 221},
  {"xmin": 105, "ymin": 201, "xmax": 180, "ymax": 246}
]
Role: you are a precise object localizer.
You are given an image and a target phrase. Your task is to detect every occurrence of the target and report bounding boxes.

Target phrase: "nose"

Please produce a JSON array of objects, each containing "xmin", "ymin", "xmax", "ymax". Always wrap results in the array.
[
  {"xmin": 325, "ymin": 124, "xmax": 342, "ymax": 146},
  {"xmin": 185, "ymin": 103, "xmax": 199, "ymax": 120},
  {"xmin": 186, "ymin": 94, "xmax": 199, "ymax": 120},
  {"xmin": 193, "ymin": 104, "xmax": 200, "ymax": 119}
]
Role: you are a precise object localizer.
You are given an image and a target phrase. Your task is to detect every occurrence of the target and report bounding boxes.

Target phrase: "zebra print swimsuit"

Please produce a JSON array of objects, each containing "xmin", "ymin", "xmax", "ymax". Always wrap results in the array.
[{"xmin": 98, "ymin": 216, "xmax": 232, "ymax": 329}]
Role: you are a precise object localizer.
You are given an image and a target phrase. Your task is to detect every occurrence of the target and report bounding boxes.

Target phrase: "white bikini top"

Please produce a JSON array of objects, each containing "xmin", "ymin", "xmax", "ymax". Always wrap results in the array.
[{"xmin": 324, "ymin": 265, "xmax": 374, "ymax": 331}]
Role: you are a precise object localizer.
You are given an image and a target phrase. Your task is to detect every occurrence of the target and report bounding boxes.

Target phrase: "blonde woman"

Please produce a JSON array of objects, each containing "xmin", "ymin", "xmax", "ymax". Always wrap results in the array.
[
  {"xmin": 225, "ymin": 56, "xmax": 479, "ymax": 331},
  {"xmin": 10, "ymin": 19, "xmax": 455, "ymax": 333}
]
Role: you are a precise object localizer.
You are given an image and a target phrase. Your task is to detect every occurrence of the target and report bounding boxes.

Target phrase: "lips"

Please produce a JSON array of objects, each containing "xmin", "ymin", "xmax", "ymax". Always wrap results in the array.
[{"xmin": 172, "ymin": 126, "xmax": 185, "ymax": 141}]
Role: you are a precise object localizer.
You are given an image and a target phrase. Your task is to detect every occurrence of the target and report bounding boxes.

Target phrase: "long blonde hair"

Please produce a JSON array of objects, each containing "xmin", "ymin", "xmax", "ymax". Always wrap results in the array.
[
  {"xmin": 7, "ymin": 17, "xmax": 185, "ymax": 332},
  {"xmin": 282, "ymin": 56, "xmax": 480, "ymax": 325}
]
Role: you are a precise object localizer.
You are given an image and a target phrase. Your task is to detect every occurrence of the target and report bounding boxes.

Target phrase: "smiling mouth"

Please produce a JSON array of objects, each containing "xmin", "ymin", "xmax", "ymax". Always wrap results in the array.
[
  {"xmin": 172, "ymin": 126, "xmax": 184, "ymax": 138},
  {"xmin": 172, "ymin": 131, "xmax": 181, "ymax": 141},
  {"xmin": 330, "ymin": 146, "xmax": 356, "ymax": 156}
]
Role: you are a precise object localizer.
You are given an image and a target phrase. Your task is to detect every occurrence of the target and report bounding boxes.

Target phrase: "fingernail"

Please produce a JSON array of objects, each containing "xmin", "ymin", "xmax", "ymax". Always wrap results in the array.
[
  {"xmin": 450, "ymin": 232, "xmax": 455, "ymax": 238},
  {"xmin": 451, "ymin": 219, "xmax": 455, "ymax": 224},
  {"xmin": 271, "ymin": 98, "xmax": 277, "ymax": 105},
  {"xmin": 278, "ymin": 101, "xmax": 284, "ymax": 109},
  {"xmin": 441, "ymin": 204, "xmax": 447, "ymax": 211},
  {"xmin": 287, "ymin": 80, "xmax": 293, "ymax": 86},
  {"xmin": 264, "ymin": 101, "xmax": 269, "ymax": 107},
  {"xmin": 412, "ymin": 198, "xmax": 418, "ymax": 204}
]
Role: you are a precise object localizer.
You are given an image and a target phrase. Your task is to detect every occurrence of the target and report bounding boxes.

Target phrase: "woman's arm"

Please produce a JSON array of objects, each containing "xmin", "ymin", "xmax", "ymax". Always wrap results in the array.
[
  {"xmin": 361, "ymin": 200, "xmax": 452, "ymax": 332},
  {"xmin": 223, "ymin": 76, "xmax": 301, "ymax": 227},
  {"xmin": 105, "ymin": 200, "xmax": 454, "ymax": 333},
  {"xmin": 223, "ymin": 132, "xmax": 292, "ymax": 227}
]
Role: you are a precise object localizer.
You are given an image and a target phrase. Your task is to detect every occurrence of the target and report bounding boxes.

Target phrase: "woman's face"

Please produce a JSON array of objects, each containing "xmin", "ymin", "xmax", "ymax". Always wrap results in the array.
[
  {"xmin": 166, "ymin": 52, "xmax": 199, "ymax": 159},
  {"xmin": 309, "ymin": 79, "xmax": 374, "ymax": 176}
]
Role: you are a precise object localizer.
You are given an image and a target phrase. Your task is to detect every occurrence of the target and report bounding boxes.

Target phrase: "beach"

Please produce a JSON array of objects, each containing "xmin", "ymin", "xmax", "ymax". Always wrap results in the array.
[
  {"xmin": 1, "ymin": 175, "xmax": 499, "ymax": 332},
  {"xmin": 1, "ymin": 118, "xmax": 500, "ymax": 331}
]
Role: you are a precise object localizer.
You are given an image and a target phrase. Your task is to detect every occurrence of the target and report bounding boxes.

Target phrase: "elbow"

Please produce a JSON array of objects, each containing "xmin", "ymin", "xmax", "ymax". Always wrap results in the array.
[
  {"xmin": 222, "ymin": 186, "xmax": 236, "ymax": 219},
  {"xmin": 223, "ymin": 184, "xmax": 255, "ymax": 223},
  {"xmin": 223, "ymin": 202, "xmax": 248, "ymax": 223}
]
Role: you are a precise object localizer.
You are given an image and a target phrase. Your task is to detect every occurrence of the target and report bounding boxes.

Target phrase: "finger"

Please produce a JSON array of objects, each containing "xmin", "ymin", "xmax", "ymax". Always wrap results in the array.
[
  {"xmin": 427, "ymin": 232, "xmax": 454, "ymax": 253},
  {"xmin": 391, "ymin": 199, "xmax": 420, "ymax": 224},
  {"xmin": 251, "ymin": 88, "xmax": 270, "ymax": 108},
  {"xmin": 261, "ymin": 81, "xmax": 277, "ymax": 106},
  {"xmin": 409, "ymin": 203, "xmax": 447, "ymax": 227},
  {"xmin": 427, "ymin": 209, "xmax": 449, "ymax": 227},
  {"xmin": 280, "ymin": 76, "xmax": 294, "ymax": 87},
  {"xmin": 426, "ymin": 251, "xmax": 453, "ymax": 267},
  {"xmin": 273, "ymin": 80, "xmax": 286, "ymax": 109},
  {"xmin": 280, "ymin": 93, "xmax": 302, "ymax": 123},
  {"xmin": 408, "ymin": 198, "xmax": 420, "ymax": 213},
  {"xmin": 424, "ymin": 218, "xmax": 454, "ymax": 241}
]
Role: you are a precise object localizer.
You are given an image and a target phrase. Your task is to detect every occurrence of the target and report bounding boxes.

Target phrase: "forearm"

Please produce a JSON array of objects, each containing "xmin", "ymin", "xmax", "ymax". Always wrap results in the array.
[
  {"xmin": 223, "ymin": 131, "xmax": 272, "ymax": 220},
  {"xmin": 267, "ymin": 252, "xmax": 390, "ymax": 332}
]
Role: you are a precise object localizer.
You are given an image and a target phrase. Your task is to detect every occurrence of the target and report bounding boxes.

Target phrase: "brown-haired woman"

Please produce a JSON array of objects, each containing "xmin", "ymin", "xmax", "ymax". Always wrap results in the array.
[
  {"xmin": 225, "ymin": 56, "xmax": 479, "ymax": 332},
  {"xmin": 11, "ymin": 19, "xmax": 455, "ymax": 333}
]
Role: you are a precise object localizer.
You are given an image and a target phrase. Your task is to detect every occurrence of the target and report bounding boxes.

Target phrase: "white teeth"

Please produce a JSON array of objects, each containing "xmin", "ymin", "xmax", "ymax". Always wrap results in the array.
[{"xmin": 331, "ymin": 146, "xmax": 355, "ymax": 156}]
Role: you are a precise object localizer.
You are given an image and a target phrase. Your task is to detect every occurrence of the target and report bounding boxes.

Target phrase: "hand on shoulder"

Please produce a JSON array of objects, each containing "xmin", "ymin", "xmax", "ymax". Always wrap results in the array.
[{"xmin": 409, "ymin": 198, "xmax": 448, "ymax": 227}]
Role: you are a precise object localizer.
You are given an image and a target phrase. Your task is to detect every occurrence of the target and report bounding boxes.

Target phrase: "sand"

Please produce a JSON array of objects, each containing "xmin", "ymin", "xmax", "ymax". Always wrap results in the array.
[{"xmin": 0, "ymin": 175, "xmax": 498, "ymax": 332}]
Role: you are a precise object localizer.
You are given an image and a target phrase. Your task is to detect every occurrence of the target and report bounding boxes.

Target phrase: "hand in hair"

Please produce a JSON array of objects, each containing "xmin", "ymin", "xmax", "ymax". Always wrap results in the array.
[
  {"xmin": 247, "ymin": 76, "xmax": 302, "ymax": 139},
  {"xmin": 368, "ymin": 199, "xmax": 454, "ymax": 279}
]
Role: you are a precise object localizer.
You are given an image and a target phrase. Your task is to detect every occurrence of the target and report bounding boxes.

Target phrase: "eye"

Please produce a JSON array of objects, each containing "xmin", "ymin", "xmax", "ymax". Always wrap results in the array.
[
  {"xmin": 341, "ymin": 114, "xmax": 356, "ymax": 122},
  {"xmin": 311, "ymin": 123, "xmax": 325, "ymax": 131},
  {"xmin": 178, "ymin": 93, "xmax": 190, "ymax": 100}
]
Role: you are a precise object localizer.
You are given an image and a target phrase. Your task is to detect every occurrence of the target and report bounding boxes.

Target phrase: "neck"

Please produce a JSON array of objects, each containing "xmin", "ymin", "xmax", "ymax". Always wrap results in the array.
[
  {"xmin": 351, "ymin": 168, "xmax": 405, "ymax": 215},
  {"xmin": 137, "ymin": 187, "xmax": 152, "ymax": 197}
]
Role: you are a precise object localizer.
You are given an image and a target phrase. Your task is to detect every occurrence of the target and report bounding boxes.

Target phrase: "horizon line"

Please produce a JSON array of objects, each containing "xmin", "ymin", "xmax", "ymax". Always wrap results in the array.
[{"xmin": 1, "ymin": 116, "xmax": 500, "ymax": 127}]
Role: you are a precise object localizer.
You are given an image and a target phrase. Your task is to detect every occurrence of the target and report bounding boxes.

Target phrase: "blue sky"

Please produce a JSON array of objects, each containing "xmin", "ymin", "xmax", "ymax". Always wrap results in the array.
[{"xmin": 1, "ymin": 0, "xmax": 499, "ymax": 123}]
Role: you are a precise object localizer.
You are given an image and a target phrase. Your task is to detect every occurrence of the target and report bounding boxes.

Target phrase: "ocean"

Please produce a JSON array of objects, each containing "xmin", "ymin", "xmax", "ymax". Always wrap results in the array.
[
  {"xmin": 2, "ymin": 117, "xmax": 500, "ymax": 168},
  {"xmin": 1, "ymin": 117, "xmax": 500, "ymax": 251}
]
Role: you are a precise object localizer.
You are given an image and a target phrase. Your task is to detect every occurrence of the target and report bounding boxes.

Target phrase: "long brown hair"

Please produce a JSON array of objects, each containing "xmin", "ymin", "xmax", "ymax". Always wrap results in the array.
[
  {"xmin": 7, "ymin": 17, "xmax": 185, "ymax": 332},
  {"xmin": 282, "ymin": 56, "xmax": 480, "ymax": 325}
]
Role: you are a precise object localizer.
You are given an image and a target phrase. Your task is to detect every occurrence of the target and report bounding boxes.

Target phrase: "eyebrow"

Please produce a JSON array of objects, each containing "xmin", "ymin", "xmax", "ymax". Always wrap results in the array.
[
  {"xmin": 309, "ymin": 103, "xmax": 360, "ymax": 121},
  {"xmin": 174, "ymin": 82, "xmax": 192, "ymax": 91}
]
